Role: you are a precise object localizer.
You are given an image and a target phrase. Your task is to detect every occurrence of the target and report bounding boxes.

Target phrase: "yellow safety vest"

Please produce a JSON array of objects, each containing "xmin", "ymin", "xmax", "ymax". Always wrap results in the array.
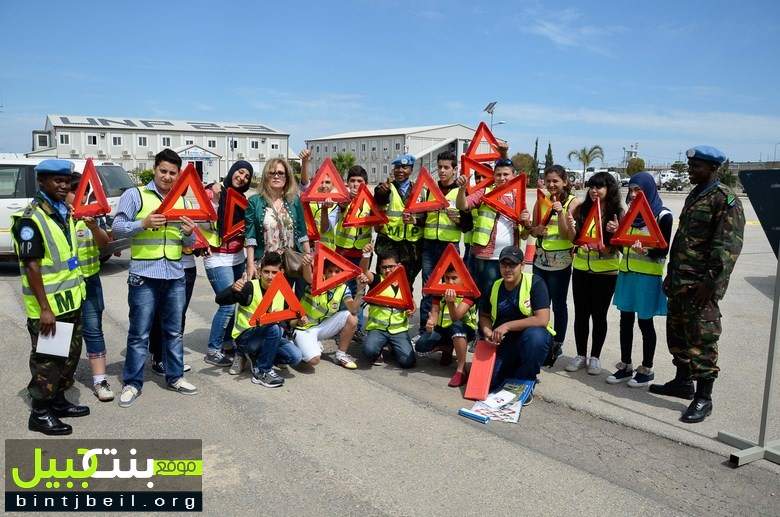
[
  {"xmin": 572, "ymin": 213, "xmax": 620, "ymax": 273},
  {"xmin": 618, "ymin": 217, "xmax": 668, "ymax": 276},
  {"xmin": 297, "ymin": 284, "xmax": 347, "ymax": 330},
  {"xmin": 310, "ymin": 202, "xmax": 335, "ymax": 249},
  {"xmin": 131, "ymin": 187, "xmax": 185, "ymax": 261},
  {"xmin": 334, "ymin": 202, "xmax": 372, "ymax": 250},
  {"xmin": 538, "ymin": 194, "xmax": 575, "ymax": 252},
  {"xmin": 423, "ymin": 187, "xmax": 461, "ymax": 242},
  {"xmin": 232, "ymin": 279, "xmax": 286, "ymax": 339},
  {"xmin": 365, "ymin": 281, "xmax": 409, "ymax": 334},
  {"xmin": 471, "ymin": 187, "xmax": 506, "ymax": 247},
  {"xmin": 437, "ymin": 296, "xmax": 477, "ymax": 330},
  {"xmin": 381, "ymin": 184, "xmax": 422, "ymax": 242},
  {"xmin": 13, "ymin": 203, "xmax": 86, "ymax": 318},
  {"xmin": 462, "ymin": 208, "xmax": 479, "ymax": 246},
  {"xmin": 489, "ymin": 276, "xmax": 555, "ymax": 336},
  {"xmin": 74, "ymin": 220, "xmax": 100, "ymax": 278}
]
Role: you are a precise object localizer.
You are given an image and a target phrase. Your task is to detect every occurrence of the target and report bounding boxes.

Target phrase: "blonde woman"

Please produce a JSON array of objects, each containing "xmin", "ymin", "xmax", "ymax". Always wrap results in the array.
[{"xmin": 245, "ymin": 158, "xmax": 310, "ymax": 280}]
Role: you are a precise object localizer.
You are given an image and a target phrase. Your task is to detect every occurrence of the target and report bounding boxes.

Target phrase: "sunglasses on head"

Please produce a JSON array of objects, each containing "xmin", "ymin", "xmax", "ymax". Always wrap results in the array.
[{"xmin": 494, "ymin": 158, "xmax": 513, "ymax": 168}]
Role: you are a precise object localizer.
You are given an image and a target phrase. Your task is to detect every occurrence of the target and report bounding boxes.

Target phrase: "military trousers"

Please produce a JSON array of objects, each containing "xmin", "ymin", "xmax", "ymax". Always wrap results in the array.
[
  {"xmin": 666, "ymin": 295, "xmax": 721, "ymax": 380},
  {"xmin": 27, "ymin": 310, "xmax": 83, "ymax": 401}
]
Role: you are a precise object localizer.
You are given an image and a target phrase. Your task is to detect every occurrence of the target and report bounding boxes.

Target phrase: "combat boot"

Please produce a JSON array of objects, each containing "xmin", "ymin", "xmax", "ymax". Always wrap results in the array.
[
  {"xmin": 680, "ymin": 378, "xmax": 714, "ymax": 423},
  {"xmin": 648, "ymin": 363, "xmax": 694, "ymax": 399},
  {"xmin": 51, "ymin": 391, "xmax": 90, "ymax": 418},
  {"xmin": 28, "ymin": 400, "xmax": 72, "ymax": 435}
]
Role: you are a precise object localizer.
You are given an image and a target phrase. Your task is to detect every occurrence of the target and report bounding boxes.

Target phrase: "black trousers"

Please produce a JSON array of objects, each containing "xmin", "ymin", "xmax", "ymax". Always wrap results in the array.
[{"xmin": 572, "ymin": 269, "xmax": 617, "ymax": 358}]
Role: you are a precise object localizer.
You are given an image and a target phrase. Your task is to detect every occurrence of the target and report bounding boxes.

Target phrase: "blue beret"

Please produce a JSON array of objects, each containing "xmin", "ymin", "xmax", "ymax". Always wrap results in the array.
[
  {"xmin": 35, "ymin": 159, "xmax": 75, "ymax": 176},
  {"xmin": 686, "ymin": 146, "xmax": 726, "ymax": 165},
  {"xmin": 391, "ymin": 154, "xmax": 415, "ymax": 166}
]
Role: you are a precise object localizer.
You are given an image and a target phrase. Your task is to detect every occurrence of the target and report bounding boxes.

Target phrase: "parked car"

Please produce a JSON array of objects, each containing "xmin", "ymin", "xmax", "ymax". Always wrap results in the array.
[{"xmin": 0, "ymin": 158, "xmax": 135, "ymax": 260}]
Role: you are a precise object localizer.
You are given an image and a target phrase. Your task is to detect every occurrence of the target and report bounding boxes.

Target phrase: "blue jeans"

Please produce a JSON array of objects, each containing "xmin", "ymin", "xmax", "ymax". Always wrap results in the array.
[
  {"xmin": 81, "ymin": 273, "xmax": 106, "ymax": 358},
  {"xmin": 206, "ymin": 263, "xmax": 246, "ymax": 352},
  {"xmin": 150, "ymin": 266, "xmax": 197, "ymax": 363},
  {"xmin": 235, "ymin": 324, "xmax": 282, "ymax": 372},
  {"xmin": 533, "ymin": 265, "xmax": 572, "ymax": 344},
  {"xmin": 490, "ymin": 327, "xmax": 551, "ymax": 390},
  {"xmin": 123, "ymin": 275, "xmax": 185, "ymax": 389},
  {"xmin": 276, "ymin": 337, "xmax": 302, "ymax": 368},
  {"xmin": 345, "ymin": 255, "xmax": 365, "ymax": 331},
  {"xmin": 419, "ymin": 240, "xmax": 453, "ymax": 333},
  {"xmin": 363, "ymin": 330, "xmax": 416, "ymax": 368},
  {"xmin": 473, "ymin": 258, "xmax": 500, "ymax": 306},
  {"xmin": 415, "ymin": 323, "xmax": 475, "ymax": 353}
]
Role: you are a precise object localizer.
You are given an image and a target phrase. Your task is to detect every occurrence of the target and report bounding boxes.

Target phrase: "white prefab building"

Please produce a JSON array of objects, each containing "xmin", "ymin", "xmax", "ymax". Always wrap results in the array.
[
  {"xmin": 28, "ymin": 115, "xmax": 289, "ymax": 184},
  {"xmin": 305, "ymin": 124, "xmax": 480, "ymax": 184}
]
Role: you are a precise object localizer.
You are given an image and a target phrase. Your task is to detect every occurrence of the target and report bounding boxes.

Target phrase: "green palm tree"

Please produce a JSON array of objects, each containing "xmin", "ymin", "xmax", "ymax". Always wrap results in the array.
[
  {"xmin": 332, "ymin": 152, "xmax": 356, "ymax": 176},
  {"xmin": 567, "ymin": 145, "xmax": 605, "ymax": 186}
]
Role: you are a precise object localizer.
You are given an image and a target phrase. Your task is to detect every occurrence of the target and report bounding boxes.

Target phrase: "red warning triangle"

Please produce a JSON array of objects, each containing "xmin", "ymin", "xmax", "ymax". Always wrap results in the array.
[
  {"xmin": 221, "ymin": 187, "xmax": 249, "ymax": 240},
  {"xmin": 248, "ymin": 274, "xmax": 305, "ymax": 326},
  {"xmin": 461, "ymin": 155, "xmax": 495, "ymax": 195},
  {"xmin": 157, "ymin": 163, "xmax": 217, "ymax": 221},
  {"xmin": 72, "ymin": 158, "xmax": 110, "ymax": 218},
  {"xmin": 191, "ymin": 226, "xmax": 210, "ymax": 250},
  {"xmin": 404, "ymin": 167, "xmax": 449, "ymax": 214},
  {"xmin": 302, "ymin": 202, "xmax": 321, "ymax": 242},
  {"xmin": 363, "ymin": 264, "xmax": 414, "ymax": 311},
  {"xmin": 481, "ymin": 174, "xmax": 527, "ymax": 223},
  {"xmin": 310, "ymin": 242, "xmax": 362, "ymax": 295},
  {"xmin": 300, "ymin": 157, "xmax": 350, "ymax": 203},
  {"xmin": 610, "ymin": 190, "xmax": 668, "ymax": 249},
  {"xmin": 574, "ymin": 197, "xmax": 604, "ymax": 248},
  {"xmin": 465, "ymin": 122, "xmax": 502, "ymax": 161},
  {"xmin": 535, "ymin": 190, "xmax": 554, "ymax": 226},
  {"xmin": 342, "ymin": 183, "xmax": 388, "ymax": 228},
  {"xmin": 422, "ymin": 243, "xmax": 480, "ymax": 298}
]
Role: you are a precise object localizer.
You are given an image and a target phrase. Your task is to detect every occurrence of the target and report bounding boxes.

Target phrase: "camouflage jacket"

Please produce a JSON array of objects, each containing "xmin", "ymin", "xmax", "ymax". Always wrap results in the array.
[{"xmin": 665, "ymin": 181, "xmax": 745, "ymax": 299}]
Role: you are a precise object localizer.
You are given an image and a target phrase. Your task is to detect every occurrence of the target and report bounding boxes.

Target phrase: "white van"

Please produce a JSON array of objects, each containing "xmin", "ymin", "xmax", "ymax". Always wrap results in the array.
[{"xmin": 0, "ymin": 158, "xmax": 136, "ymax": 259}]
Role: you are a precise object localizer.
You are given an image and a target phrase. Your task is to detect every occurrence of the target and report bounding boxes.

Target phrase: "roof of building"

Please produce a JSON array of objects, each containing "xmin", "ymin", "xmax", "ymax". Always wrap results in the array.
[
  {"xmin": 46, "ymin": 115, "xmax": 286, "ymax": 135},
  {"xmin": 307, "ymin": 124, "xmax": 472, "ymax": 141}
]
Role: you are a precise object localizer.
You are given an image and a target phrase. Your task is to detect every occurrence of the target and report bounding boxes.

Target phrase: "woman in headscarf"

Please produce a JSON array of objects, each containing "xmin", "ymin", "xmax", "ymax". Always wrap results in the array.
[
  {"xmin": 203, "ymin": 161, "xmax": 254, "ymax": 368},
  {"xmin": 605, "ymin": 172, "xmax": 673, "ymax": 387}
]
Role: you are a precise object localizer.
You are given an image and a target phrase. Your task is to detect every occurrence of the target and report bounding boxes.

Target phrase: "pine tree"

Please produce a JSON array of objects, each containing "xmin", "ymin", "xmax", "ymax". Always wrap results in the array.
[
  {"xmin": 532, "ymin": 138, "xmax": 539, "ymax": 180},
  {"xmin": 544, "ymin": 142, "xmax": 554, "ymax": 168}
]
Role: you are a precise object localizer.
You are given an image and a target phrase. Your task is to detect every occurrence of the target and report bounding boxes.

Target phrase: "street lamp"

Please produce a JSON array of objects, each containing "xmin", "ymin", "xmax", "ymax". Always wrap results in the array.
[
  {"xmin": 483, "ymin": 101, "xmax": 497, "ymax": 129},
  {"xmin": 774, "ymin": 142, "xmax": 780, "ymax": 162}
]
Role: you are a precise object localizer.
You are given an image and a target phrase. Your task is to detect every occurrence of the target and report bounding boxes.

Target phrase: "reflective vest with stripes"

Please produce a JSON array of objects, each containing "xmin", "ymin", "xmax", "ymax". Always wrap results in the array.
[
  {"xmin": 232, "ymin": 279, "xmax": 286, "ymax": 339},
  {"xmin": 572, "ymin": 212, "xmax": 620, "ymax": 273},
  {"xmin": 131, "ymin": 187, "xmax": 185, "ymax": 261},
  {"xmin": 334, "ymin": 201, "xmax": 372, "ymax": 250},
  {"xmin": 618, "ymin": 210, "xmax": 670, "ymax": 276},
  {"xmin": 12, "ymin": 203, "xmax": 86, "ymax": 318},
  {"xmin": 310, "ymin": 202, "xmax": 335, "ymax": 249},
  {"xmin": 381, "ymin": 184, "xmax": 421, "ymax": 242},
  {"xmin": 438, "ymin": 296, "xmax": 477, "ymax": 330},
  {"xmin": 471, "ymin": 187, "xmax": 501, "ymax": 247},
  {"xmin": 297, "ymin": 284, "xmax": 347, "ymax": 330},
  {"xmin": 462, "ymin": 208, "xmax": 479, "ymax": 246},
  {"xmin": 489, "ymin": 276, "xmax": 555, "ymax": 336},
  {"xmin": 538, "ymin": 194, "xmax": 575, "ymax": 252},
  {"xmin": 365, "ymin": 281, "xmax": 409, "ymax": 334},
  {"xmin": 423, "ymin": 187, "xmax": 461, "ymax": 242},
  {"xmin": 74, "ymin": 220, "xmax": 100, "ymax": 278}
]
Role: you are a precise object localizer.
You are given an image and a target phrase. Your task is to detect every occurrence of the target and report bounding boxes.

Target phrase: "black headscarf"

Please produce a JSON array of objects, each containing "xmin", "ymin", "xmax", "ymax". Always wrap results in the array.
[{"xmin": 217, "ymin": 160, "xmax": 254, "ymax": 238}]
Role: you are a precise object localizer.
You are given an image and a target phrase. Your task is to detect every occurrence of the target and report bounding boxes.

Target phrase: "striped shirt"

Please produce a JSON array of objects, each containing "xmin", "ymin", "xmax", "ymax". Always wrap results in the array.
[{"xmin": 111, "ymin": 181, "xmax": 195, "ymax": 280}]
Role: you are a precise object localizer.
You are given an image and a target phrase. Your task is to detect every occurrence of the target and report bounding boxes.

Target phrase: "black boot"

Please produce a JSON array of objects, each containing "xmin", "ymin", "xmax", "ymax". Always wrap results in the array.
[
  {"xmin": 648, "ymin": 363, "xmax": 694, "ymax": 399},
  {"xmin": 680, "ymin": 379, "xmax": 714, "ymax": 423},
  {"xmin": 28, "ymin": 400, "xmax": 72, "ymax": 435},
  {"xmin": 51, "ymin": 391, "xmax": 90, "ymax": 418}
]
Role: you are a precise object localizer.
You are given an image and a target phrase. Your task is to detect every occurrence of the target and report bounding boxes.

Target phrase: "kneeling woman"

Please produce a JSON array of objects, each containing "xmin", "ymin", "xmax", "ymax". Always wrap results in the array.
[{"xmin": 480, "ymin": 246, "xmax": 555, "ymax": 391}]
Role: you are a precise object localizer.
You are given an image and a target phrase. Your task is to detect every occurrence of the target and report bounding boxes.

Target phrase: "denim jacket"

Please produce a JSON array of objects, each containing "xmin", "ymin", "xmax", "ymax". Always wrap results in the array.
[{"xmin": 244, "ymin": 193, "xmax": 308, "ymax": 257}]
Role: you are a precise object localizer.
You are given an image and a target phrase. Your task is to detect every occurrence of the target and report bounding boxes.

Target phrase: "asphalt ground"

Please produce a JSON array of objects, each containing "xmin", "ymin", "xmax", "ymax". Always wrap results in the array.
[{"xmin": 0, "ymin": 189, "xmax": 778, "ymax": 515}]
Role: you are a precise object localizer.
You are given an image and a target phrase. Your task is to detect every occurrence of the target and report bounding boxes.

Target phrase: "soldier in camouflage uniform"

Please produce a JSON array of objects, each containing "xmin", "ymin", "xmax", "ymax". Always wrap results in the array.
[
  {"xmin": 12, "ymin": 160, "xmax": 90, "ymax": 435},
  {"xmin": 650, "ymin": 146, "xmax": 745, "ymax": 423}
]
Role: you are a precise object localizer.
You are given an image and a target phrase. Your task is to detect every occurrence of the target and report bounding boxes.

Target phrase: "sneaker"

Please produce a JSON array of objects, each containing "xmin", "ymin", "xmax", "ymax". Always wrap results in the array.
[
  {"xmin": 606, "ymin": 362, "xmax": 634, "ymax": 384},
  {"xmin": 628, "ymin": 366, "xmax": 655, "ymax": 388},
  {"xmin": 152, "ymin": 361, "xmax": 192, "ymax": 376},
  {"xmin": 565, "ymin": 355, "xmax": 587, "ymax": 372},
  {"xmin": 251, "ymin": 368, "xmax": 284, "ymax": 388},
  {"xmin": 411, "ymin": 334, "xmax": 422, "ymax": 346},
  {"xmin": 587, "ymin": 357, "xmax": 602, "ymax": 375},
  {"xmin": 93, "ymin": 380, "xmax": 114, "ymax": 402},
  {"xmin": 448, "ymin": 370, "xmax": 467, "ymax": 387},
  {"xmin": 334, "ymin": 351, "xmax": 358, "ymax": 370},
  {"xmin": 118, "ymin": 385, "xmax": 140, "ymax": 408},
  {"xmin": 167, "ymin": 378, "xmax": 198, "ymax": 395},
  {"xmin": 372, "ymin": 354, "xmax": 385, "ymax": 366},
  {"xmin": 229, "ymin": 353, "xmax": 247, "ymax": 375},
  {"xmin": 204, "ymin": 350, "xmax": 232, "ymax": 367}
]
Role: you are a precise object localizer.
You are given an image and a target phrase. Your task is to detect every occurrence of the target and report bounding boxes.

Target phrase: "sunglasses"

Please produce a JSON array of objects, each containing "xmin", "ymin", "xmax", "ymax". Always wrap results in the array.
[
  {"xmin": 494, "ymin": 158, "xmax": 514, "ymax": 168},
  {"xmin": 268, "ymin": 170, "xmax": 286, "ymax": 177}
]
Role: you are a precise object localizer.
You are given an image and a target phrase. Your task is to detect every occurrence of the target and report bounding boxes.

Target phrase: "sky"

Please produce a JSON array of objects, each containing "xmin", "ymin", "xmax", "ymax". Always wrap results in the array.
[{"xmin": 1, "ymin": 0, "xmax": 779, "ymax": 167}]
